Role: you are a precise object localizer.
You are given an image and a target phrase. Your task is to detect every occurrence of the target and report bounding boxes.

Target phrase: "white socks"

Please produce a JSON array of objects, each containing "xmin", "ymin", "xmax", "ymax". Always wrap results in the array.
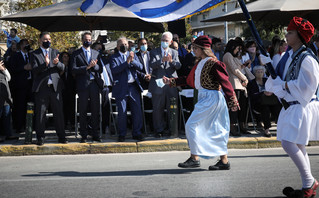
[{"xmin": 281, "ymin": 140, "xmax": 314, "ymax": 188}]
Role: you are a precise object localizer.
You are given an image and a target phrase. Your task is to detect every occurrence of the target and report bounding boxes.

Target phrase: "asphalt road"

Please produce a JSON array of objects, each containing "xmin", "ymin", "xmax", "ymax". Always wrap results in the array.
[{"xmin": 0, "ymin": 147, "xmax": 319, "ymax": 198}]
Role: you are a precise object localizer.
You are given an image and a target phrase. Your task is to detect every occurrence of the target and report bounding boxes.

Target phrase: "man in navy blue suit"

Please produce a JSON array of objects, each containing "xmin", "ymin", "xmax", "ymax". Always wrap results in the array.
[
  {"xmin": 10, "ymin": 39, "xmax": 33, "ymax": 133},
  {"xmin": 71, "ymin": 32, "xmax": 102, "ymax": 143},
  {"xmin": 110, "ymin": 37, "xmax": 144, "ymax": 142}
]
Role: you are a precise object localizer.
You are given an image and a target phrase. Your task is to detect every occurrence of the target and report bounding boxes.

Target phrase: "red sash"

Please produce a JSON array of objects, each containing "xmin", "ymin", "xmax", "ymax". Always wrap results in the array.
[{"xmin": 186, "ymin": 63, "xmax": 198, "ymax": 88}]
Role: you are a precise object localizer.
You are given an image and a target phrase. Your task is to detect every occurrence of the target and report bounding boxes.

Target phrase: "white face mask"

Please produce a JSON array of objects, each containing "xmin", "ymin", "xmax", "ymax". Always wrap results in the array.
[{"xmin": 248, "ymin": 47, "xmax": 256, "ymax": 54}]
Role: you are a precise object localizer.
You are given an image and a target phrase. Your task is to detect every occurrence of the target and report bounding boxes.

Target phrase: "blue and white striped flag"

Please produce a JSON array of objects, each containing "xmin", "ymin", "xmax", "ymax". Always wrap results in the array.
[
  {"xmin": 80, "ymin": 0, "xmax": 108, "ymax": 13},
  {"xmin": 2, "ymin": 29, "xmax": 10, "ymax": 39},
  {"xmin": 80, "ymin": 0, "xmax": 227, "ymax": 22}
]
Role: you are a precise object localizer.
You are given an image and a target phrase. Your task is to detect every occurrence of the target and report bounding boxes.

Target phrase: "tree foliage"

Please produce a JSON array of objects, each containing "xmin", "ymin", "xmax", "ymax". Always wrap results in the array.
[
  {"xmin": 241, "ymin": 20, "xmax": 286, "ymax": 42},
  {"xmin": 107, "ymin": 30, "xmax": 163, "ymax": 48},
  {"xmin": 1, "ymin": 0, "xmax": 80, "ymax": 52}
]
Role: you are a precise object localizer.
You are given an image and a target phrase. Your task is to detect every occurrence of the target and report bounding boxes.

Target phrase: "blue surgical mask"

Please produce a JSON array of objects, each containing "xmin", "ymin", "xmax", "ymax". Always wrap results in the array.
[
  {"xmin": 161, "ymin": 41, "xmax": 169, "ymax": 49},
  {"xmin": 130, "ymin": 46, "xmax": 136, "ymax": 52},
  {"xmin": 140, "ymin": 45, "xmax": 148, "ymax": 52}
]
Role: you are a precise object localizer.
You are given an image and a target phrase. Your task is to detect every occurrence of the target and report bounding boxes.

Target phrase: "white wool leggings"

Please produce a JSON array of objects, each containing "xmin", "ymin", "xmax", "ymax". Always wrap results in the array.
[{"xmin": 281, "ymin": 140, "xmax": 314, "ymax": 188}]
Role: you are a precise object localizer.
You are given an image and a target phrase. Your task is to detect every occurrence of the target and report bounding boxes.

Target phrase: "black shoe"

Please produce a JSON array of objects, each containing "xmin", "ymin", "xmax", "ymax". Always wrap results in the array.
[
  {"xmin": 208, "ymin": 160, "xmax": 230, "ymax": 171},
  {"xmin": 264, "ymin": 131, "xmax": 272, "ymax": 138},
  {"xmin": 92, "ymin": 137, "xmax": 102, "ymax": 142},
  {"xmin": 36, "ymin": 137, "xmax": 44, "ymax": 146},
  {"xmin": 230, "ymin": 131, "xmax": 241, "ymax": 137},
  {"xmin": 241, "ymin": 130, "xmax": 251, "ymax": 135},
  {"xmin": 132, "ymin": 135, "xmax": 144, "ymax": 141},
  {"xmin": 154, "ymin": 132, "xmax": 162, "ymax": 138},
  {"xmin": 239, "ymin": 122, "xmax": 250, "ymax": 134},
  {"xmin": 163, "ymin": 131, "xmax": 171, "ymax": 137},
  {"xmin": 5, "ymin": 136, "xmax": 19, "ymax": 140},
  {"xmin": 178, "ymin": 157, "xmax": 200, "ymax": 168},
  {"xmin": 240, "ymin": 128, "xmax": 251, "ymax": 134},
  {"xmin": 118, "ymin": 136, "xmax": 125, "ymax": 142},
  {"xmin": 58, "ymin": 138, "xmax": 68, "ymax": 144},
  {"xmin": 80, "ymin": 138, "xmax": 87, "ymax": 143}
]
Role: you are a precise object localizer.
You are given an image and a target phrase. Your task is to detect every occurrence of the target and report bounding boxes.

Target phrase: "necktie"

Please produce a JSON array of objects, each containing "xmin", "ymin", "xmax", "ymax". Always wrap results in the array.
[
  {"xmin": 45, "ymin": 50, "xmax": 53, "ymax": 85},
  {"xmin": 85, "ymin": 50, "xmax": 91, "ymax": 62},
  {"xmin": 25, "ymin": 53, "xmax": 31, "ymax": 80},
  {"xmin": 24, "ymin": 53, "xmax": 29, "ymax": 63},
  {"xmin": 86, "ymin": 50, "xmax": 94, "ymax": 80},
  {"xmin": 123, "ymin": 54, "xmax": 134, "ymax": 83}
]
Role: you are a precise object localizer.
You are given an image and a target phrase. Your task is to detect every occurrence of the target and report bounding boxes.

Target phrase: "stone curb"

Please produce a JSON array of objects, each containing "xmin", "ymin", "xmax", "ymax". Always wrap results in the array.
[{"xmin": 1, "ymin": 138, "xmax": 319, "ymax": 156}]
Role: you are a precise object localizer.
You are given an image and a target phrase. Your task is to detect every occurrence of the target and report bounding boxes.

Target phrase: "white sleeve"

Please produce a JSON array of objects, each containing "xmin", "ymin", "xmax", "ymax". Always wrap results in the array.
[
  {"xmin": 241, "ymin": 53, "xmax": 250, "ymax": 64},
  {"xmin": 3, "ymin": 68, "xmax": 11, "ymax": 82},
  {"xmin": 286, "ymin": 56, "xmax": 319, "ymax": 106},
  {"xmin": 272, "ymin": 54, "xmax": 281, "ymax": 70}
]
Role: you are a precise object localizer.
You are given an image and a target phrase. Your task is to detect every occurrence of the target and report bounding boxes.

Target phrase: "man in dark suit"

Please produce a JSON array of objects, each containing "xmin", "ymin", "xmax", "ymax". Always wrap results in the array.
[
  {"xmin": 110, "ymin": 37, "xmax": 144, "ymax": 142},
  {"xmin": 59, "ymin": 52, "xmax": 76, "ymax": 130},
  {"xmin": 136, "ymin": 38, "xmax": 152, "ymax": 90},
  {"xmin": 71, "ymin": 32, "xmax": 102, "ymax": 143},
  {"xmin": 149, "ymin": 31, "xmax": 181, "ymax": 138},
  {"xmin": 10, "ymin": 39, "xmax": 33, "ymax": 133},
  {"xmin": 92, "ymin": 43, "xmax": 113, "ymax": 135},
  {"xmin": 136, "ymin": 38, "xmax": 153, "ymax": 132},
  {"xmin": 31, "ymin": 32, "xmax": 67, "ymax": 145}
]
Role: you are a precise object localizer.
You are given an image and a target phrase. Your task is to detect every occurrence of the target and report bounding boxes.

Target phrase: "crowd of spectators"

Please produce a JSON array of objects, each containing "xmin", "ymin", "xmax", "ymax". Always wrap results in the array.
[{"xmin": 3, "ymin": 27, "xmax": 316, "ymax": 144}]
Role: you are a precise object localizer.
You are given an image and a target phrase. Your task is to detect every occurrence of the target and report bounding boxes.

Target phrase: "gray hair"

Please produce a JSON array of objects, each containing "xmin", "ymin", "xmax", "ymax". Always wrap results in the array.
[
  {"xmin": 117, "ymin": 37, "xmax": 127, "ymax": 45},
  {"xmin": 253, "ymin": 65, "xmax": 266, "ymax": 74},
  {"xmin": 162, "ymin": 31, "xmax": 173, "ymax": 41}
]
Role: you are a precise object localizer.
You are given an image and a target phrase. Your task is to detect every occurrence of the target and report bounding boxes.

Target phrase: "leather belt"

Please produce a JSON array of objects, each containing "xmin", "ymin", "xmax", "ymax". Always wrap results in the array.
[{"xmin": 281, "ymin": 98, "xmax": 318, "ymax": 110}]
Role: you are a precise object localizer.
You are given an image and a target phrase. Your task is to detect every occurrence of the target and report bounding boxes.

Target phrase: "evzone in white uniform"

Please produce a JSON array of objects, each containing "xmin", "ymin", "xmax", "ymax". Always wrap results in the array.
[{"xmin": 265, "ymin": 16, "xmax": 319, "ymax": 197}]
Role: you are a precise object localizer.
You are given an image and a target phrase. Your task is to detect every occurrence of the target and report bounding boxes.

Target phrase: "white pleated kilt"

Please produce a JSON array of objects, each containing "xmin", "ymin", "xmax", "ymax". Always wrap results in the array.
[
  {"xmin": 277, "ymin": 101, "xmax": 319, "ymax": 145},
  {"xmin": 185, "ymin": 89, "xmax": 230, "ymax": 158}
]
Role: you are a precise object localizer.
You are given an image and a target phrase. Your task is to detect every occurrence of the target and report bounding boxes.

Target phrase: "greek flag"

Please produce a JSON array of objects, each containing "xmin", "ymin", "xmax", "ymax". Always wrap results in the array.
[
  {"xmin": 80, "ymin": 0, "xmax": 108, "ymax": 13},
  {"xmin": 80, "ymin": 0, "xmax": 227, "ymax": 22},
  {"xmin": 2, "ymin": 29, "xmax": 10, "ymax": 39}
]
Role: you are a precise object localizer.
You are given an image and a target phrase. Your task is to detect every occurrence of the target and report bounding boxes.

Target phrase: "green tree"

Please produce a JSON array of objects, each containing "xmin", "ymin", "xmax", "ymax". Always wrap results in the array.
[
  {"xmin": 107, "ymin": 30, "xmax": 162, "ymax": 47},
  {"xmin": 1, "ymin": 0, "xmax": 80, "ymax": 52},
  {"xmin": 241, "ymin": 20, "xmax": 286, "ymax": 42}
]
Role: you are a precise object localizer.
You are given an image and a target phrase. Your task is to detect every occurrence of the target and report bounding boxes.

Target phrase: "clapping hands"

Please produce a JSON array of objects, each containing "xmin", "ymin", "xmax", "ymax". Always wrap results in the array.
[
  {"xmin": 87, "ymin": 59, "xmax": 98, "ymax": 70},
  {"xmin": 162, "ymin": 53, "xmax": 172, "ymax": 63},
  {"xmin": 0, "ymin": 61, "xmax": 5, "ymax": 71},
  {"xmin": 127, "ymin": 51, "xmax": 134, "ymax": 64}
]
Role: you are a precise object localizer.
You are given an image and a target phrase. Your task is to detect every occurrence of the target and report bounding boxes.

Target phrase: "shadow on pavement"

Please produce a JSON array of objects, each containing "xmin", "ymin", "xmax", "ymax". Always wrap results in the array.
[{"xmin": 22, "ymin": 168, "xmax": 206, "ymax": 177}]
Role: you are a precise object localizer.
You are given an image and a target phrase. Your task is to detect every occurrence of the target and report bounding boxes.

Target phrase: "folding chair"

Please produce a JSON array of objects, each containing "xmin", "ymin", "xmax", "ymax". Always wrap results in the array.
[
  {"xmin": 245, "ymin": 95, "xmax": 257, "ymax": 132},
  {"xmin": 108, "ymin": 92, "xmax": 118, "ymax": 135},
  {"xmin": 178, "ymin": 89, "xmax": 194, "ymax": 128},
  {"xmin": 141, "ymin": 90, "xmax": 153, "ymax": 135}
]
